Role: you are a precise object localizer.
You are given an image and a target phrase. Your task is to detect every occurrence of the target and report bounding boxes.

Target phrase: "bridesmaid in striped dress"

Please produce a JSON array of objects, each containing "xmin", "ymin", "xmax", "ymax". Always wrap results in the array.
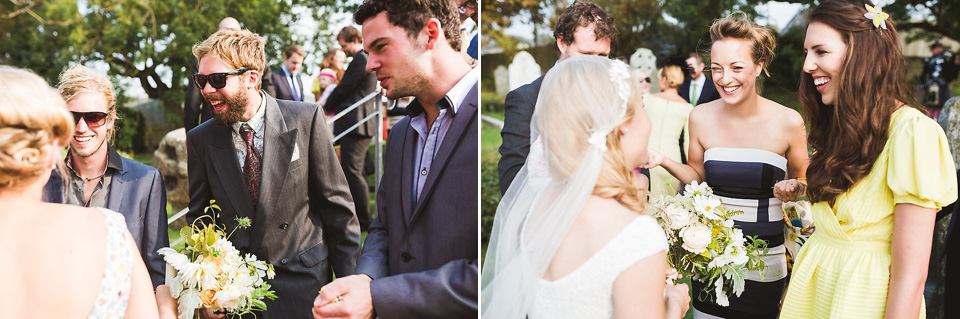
[{"xmin": 647, "ymin": 14, "xmax": 809, "ymax": 318}]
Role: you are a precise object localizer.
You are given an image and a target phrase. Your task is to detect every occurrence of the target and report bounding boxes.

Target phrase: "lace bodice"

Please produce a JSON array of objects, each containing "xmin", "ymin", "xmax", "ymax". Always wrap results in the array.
[
  {"xmin": 88, "ymin": 208, "xmax": 133, "ymax": 318},
  {"xmin": 529, "ymin": 215, "xmax": 667, "ymax": 319}
]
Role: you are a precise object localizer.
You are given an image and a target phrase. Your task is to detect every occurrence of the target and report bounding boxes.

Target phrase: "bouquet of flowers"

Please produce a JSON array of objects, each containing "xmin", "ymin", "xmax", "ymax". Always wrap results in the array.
[
  {"xmin": 158, "ymin": 200, "xmax": 277, "ymax": 319},
  {"xmin": 649, "ymin": 181, "xmax": 769, "ymax": 306}
]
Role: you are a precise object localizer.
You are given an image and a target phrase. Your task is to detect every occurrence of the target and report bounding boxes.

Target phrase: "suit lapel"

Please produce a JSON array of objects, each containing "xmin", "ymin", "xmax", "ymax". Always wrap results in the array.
[
  {"xmin": 400, "ymin": 118, "xmax": 417, "ymax": 224},
  {"xmin": 208, "ymin": 124, "xmax": 256, "ymax": 221},
  {"xmin": 408, "ymin": 84, "xmax": 478, "ymax": 224},
  {"xmin": 249, "ymin": 96, "xmax": 296, "ymax": 251},
  {"xmin": 106, "ymin": 164, "xmax": 127, "ymax": 212}
]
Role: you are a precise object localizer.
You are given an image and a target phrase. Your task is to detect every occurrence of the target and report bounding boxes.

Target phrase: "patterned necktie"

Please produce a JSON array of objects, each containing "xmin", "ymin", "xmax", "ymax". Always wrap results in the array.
[
  {"xmin": 240, "ymin": 125, "xmax": 262, "ymax": 205},
  {"xmin": 691, "ymin": 82, "xmax": 699, "ymax": 105}
]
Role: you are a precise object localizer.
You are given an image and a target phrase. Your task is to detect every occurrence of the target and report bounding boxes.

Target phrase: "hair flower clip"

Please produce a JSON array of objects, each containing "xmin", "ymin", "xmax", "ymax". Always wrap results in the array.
[{"xmin": 864, "ymin": 4, "xmax": 889, "ymax": 30}]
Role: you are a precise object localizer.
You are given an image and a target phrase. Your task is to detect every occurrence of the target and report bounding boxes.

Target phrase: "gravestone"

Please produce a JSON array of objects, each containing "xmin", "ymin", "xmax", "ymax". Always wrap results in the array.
[
  {"xmin": 154, "ymin": 128, "xmax": 188, "ymax": 212},
  {"xmin": 630, "ymin": 48, "xmax": 660, "ymax": 92},
  {"xmin": 508, "ymin": 51, "xmax": 541, "ymax": 91},
  {"xmin": 494, "ymin": 65, "xmax": 510, "ymax": 96}
]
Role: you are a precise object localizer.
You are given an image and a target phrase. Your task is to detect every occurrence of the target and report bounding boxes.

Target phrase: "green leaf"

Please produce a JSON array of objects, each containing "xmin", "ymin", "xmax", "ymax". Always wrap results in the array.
[{"xmin": 723, "ymin": 264, "xmax": 748, "ymax": 296}]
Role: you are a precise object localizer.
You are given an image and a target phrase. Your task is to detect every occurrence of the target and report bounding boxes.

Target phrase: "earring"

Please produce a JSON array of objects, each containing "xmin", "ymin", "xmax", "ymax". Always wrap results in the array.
[{"xmin": 623, "ymin": 128, "xmax": 630, "ymax": 133}]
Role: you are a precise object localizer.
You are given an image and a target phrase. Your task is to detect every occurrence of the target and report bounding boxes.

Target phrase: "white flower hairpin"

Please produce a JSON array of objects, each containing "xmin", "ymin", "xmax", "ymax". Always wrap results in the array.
[{"xmin": 864, "ymin": 4, "xmax": 889, "ymax": 30}]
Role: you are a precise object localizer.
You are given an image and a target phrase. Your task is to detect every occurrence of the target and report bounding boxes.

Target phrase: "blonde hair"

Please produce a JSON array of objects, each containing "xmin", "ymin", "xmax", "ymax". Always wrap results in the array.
[
  {"xmin": 537, "ymin": 57, "xmax": 646, "ymax": 213},
  {"xmin": 659, "ymin": 65, "xmax": 684, "ymax": 88},
  {"xmin": 193, "ymin": 29, "xmax": 266, "ymax": 90},
  {"xmin": 709, "ymin": 13, "xmax": 777, "ymax": 76},
  {"xmin": 57, "ymin": 65, "xmax": 119, "ymax": 139},
  {"xmin": 0, "ymin": 66, "xmax": 74, "ymax": 188}
]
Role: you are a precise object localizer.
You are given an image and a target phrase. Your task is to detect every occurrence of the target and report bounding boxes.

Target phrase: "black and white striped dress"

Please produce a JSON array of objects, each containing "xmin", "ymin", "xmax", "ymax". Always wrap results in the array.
[{"xmin": 692, "ymin": 148, "xmax": 789, "ymax": 319}]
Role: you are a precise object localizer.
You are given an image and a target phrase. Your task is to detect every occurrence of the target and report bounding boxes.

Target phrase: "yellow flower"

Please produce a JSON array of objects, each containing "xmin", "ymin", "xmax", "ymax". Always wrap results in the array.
[{"xmin": 864, "ymin": 4, "xmax": 889, "ymax": 30}]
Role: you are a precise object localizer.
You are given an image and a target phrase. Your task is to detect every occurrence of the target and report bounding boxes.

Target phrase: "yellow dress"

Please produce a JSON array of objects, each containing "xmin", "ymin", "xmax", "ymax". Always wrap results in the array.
[
  {"xmin": 643, "ymin": 94, "xmax": 693, "ymax": 198},
  {"xmin": 780, "ymin": 107, "xmax": 958, "ymax": 318}
]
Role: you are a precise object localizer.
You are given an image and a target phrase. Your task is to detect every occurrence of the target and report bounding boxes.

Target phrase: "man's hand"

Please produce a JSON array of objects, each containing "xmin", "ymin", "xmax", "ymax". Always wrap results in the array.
[
  {"xmin": 313, "ymin": 275, "xmax": 375, "ymax": 319},
  {"xmin": 201, "ymin": 307, "xmax": 227, "ymax": 319}
]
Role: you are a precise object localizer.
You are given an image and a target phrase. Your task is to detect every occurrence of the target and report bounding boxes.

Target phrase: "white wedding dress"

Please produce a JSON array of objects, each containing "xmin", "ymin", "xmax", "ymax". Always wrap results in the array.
[{"xmin": 528, "ymin": 215, "xmax": 668, "ymax": 319}]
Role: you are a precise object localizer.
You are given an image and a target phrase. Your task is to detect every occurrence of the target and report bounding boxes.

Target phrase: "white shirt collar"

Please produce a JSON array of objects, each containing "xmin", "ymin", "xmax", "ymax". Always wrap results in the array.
[{"xmin": 445, "ymin": 66, "xmax": 480, "ymax": 113}]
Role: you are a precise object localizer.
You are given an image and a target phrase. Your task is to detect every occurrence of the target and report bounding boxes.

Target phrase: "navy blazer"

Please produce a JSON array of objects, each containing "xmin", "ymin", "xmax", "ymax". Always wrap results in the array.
[
  {"xmin": 43, "ymin": 145, "xmax": 168, "ymax": 288},
  {"xmin": 678, "ymin": 76, "xmax": 721, "ymax": 106},
  {"xmin": 356, "ymin": 83, "xmax": 479, "ymax": 318},
  {"xmin": 270, "ymin": 68, "xmax": 305, "ymax": 102}
]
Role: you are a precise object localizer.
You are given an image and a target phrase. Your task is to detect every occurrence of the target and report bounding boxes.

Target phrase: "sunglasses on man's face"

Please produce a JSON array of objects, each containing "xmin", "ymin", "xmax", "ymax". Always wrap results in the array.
[
  {"xmin": 71, "ymin": 111, "xmax": 109, "ymax": 128},
  {"xmin": 192, "ymin": 68, "xmax": 250, "ymax": 90}
]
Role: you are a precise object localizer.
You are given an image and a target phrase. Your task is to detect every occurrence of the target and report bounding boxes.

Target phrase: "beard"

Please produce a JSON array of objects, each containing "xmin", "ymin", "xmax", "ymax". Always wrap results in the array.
[
  {"xmin": 207, "ymin": 91, "xmax": 248, "ymax": 126},
  {"xmin": 384, "ymin": 71, "xmax": 430, "ymax": 100}
]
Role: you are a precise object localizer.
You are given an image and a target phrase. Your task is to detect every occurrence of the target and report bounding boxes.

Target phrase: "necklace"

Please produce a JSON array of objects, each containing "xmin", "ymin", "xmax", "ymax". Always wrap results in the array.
[{"xmin": 78, "ymin": 172, "xmax": 105, "ymax": 183}]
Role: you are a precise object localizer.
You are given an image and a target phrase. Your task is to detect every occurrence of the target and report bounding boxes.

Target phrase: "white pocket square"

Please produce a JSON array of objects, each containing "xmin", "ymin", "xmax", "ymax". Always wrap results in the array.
[{"xmin": 291, "ymin": 143, "xmax": 301, "ymax": 162}]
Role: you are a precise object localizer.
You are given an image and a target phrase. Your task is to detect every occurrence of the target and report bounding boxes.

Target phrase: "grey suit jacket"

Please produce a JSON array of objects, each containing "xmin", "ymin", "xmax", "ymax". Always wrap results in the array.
[
  {"xmin": 497, "ymin": 75, "xmax": 544, "ymax": 195},
  {"xmin": 324, "ymin": 50, "xmax": 378, "ymax": 138},
  {"xmin": 186, "ymin": 94, "xmax": 361, "ymax": 319},
  {"xmin": 43, "ymin": 145, "xmax": 169, "ymax": 288},
  {"xmin": 356, "ymin": 83, "xmax": 479, "ymax": 318}
]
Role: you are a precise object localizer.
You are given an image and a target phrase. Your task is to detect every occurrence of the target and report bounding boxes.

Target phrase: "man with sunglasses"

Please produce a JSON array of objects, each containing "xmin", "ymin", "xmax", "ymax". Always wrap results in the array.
[
  {"xmin": 42, "ymin": 65, "xmax": 169, "ymax": 288},
  {"xmin": 186, "ymin": 29, "xmax": 361, "ymax": 319}
]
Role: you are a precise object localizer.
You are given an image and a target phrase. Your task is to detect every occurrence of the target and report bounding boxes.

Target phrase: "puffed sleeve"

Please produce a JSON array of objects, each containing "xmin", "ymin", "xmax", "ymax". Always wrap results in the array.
[{"xmin": 886, "ymin": 110, "xmax": 958, "ymax": 210}]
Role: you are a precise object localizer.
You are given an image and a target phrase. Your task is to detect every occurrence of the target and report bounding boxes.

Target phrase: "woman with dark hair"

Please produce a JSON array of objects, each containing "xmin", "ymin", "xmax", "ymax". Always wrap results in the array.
[
  {"xmin": 647, "ymin": 14, "xmax": 809, "ymax": 318},
  {"xmin": 780, "ymin": 1, "xmax": 957, "ymax": 318}
]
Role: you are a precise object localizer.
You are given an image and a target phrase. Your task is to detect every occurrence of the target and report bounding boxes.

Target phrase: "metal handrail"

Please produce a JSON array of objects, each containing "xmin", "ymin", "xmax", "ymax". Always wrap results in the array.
[
  {"xmin": 168, "ymin": 91, "xmax": 389, "ymax": 246},
  {"xmin": 326, "ymin": 91, "xmax": 380, "ymax": 125}
]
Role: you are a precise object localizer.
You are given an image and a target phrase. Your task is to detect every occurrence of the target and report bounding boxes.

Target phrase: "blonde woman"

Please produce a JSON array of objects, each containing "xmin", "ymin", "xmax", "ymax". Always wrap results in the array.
[
  {"xmin": 0, "ymin": 66, "xmax": 162, "ymax": 318},
  {"xmin": 647, "ymin": 15, "xmax": 809, "ymax": 318},
  {"xmin": 645, "ymin": 60, "xmax": 694, "ymax": 197},
  {"xmin": 482, "ymin": 57, "xmax": 690, "ymax": 318}
]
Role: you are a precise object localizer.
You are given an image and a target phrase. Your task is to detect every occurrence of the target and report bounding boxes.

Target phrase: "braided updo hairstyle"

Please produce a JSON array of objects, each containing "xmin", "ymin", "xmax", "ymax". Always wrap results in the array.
[{"xmin": 0, "ymin": 66, "xmax": 74, "ymax": 188}]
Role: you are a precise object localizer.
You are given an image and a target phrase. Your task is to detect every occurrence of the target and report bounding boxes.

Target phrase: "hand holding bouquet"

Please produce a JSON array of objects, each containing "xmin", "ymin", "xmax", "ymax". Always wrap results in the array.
[
  {"xmin": 649, "ymin": 182, "xmax": 769, "ymax": 306},
  {"xmin": 158, "ymin": 200, "xmax": 277, "ymax": 319}
]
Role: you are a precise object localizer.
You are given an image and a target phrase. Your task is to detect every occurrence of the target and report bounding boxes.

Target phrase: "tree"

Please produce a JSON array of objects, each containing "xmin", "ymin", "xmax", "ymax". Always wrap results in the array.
[
  {"xmin": 885, "ymin": 0, "xmax": 960, "ymax": 44},
  {"xmin": 1, "ymin": 0, "xmax": 345, "ymax": 131}
]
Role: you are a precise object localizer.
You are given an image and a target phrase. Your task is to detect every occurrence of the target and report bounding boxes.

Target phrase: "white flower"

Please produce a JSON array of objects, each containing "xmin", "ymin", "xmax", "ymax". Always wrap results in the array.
[
  {"xmin": 722, "ymin": 219, "xmax": 734, "ymax": 229},
  {"xmin": 693, "ymin": 195, "xmax": 723, "ymax": 220},
  {"xmin": 714, "ymin": 277, "xmax": 729, "ymax": 306},
  {"xmin": 665, "ymin": 204, "xmax": 691, "ymax": 230},
  {"xmin": 214, "ymin": 284, "xmax": 246, "ymax": 309},
  {"xmin": 680, "ymin": 224, "xmax": 712, "ymax": 254},
  {"xmin": 684, "ymin": 181, "xmax": 712, "ymax": 197},
  {"xmin": 588, "ymin": 131, "xmax": 608, "ymax": 151}
]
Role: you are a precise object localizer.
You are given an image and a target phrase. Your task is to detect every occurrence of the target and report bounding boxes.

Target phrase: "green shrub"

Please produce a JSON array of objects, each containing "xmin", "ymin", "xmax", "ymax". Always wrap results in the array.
[
  {"xmin": 481, "ymin": 157, "xmax": 501, "ymax": 254},
  {"xmin": 481, "ymin": 92, "xmax": 505, "ymax": 114}
]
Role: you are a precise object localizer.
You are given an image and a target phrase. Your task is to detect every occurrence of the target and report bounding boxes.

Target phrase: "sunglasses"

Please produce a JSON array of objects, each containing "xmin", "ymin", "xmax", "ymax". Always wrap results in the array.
[
  {"xmin": 642, "ymin": 77, "xmax": 651, "ymax": 83},
  {"xmin": 458, "ymin": 1, "xmax": 478, "ymax": 11},
  {"xmin": 192, "ymin": 68, "xmax": 250, "ymax": 90},
  {"xmin": 71, "ymin": 111, "xmax": 109, "ymax": 128}
]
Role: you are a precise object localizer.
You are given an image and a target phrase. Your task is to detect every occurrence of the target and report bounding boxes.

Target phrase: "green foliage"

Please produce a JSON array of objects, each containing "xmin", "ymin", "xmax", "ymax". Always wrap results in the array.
[
  {"xmin": 480, "ymin": 157, "xmax": 501, "ymax": 254},
  {"xmin": 765, "ymin": 25, "xmax": 806, "ymax": 96},
  {"xmin": 481, "ymin": 92, "xmax": 505, "ymax": 114},
  {"xmin": 886, "ymin": 0, "xmax": 960, "ymax": 44}
]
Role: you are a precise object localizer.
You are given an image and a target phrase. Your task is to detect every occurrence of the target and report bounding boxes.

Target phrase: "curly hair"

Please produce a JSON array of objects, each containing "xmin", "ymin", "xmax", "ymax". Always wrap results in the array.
[
  {"xmin": 709, "ymin": 12, "xmax": 777, "ymax": 76},
  {"xmin": 553, "ymin": 1, "xmax": 617, "ymax": 47},
  {"xmin": 0, "ymin": 66, "xmax": 74, "ymax": 189},
  {"xmin": 354, "ymin": 0, "xmax": 462, "ymax": 51},
  {"xmin": 801, "ymin": 0, "xmax": 915, "ymax": 205}
]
